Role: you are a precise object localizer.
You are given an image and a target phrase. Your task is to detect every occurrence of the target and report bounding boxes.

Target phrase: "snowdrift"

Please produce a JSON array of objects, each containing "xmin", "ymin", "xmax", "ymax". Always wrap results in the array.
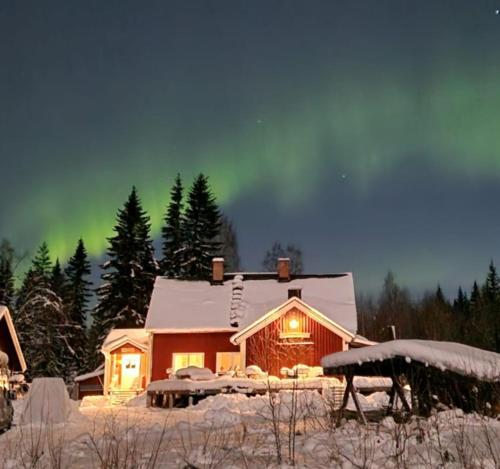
[{"xmin": 20, "ymin": 377, "xmax": 72, "ymax": 425}]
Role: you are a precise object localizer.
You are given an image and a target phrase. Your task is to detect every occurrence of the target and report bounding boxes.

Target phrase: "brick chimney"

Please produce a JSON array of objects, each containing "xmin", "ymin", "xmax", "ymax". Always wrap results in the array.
[
  {"xmin": 288, "ymin": 288, "xmax": 302, "ymax": 299},
  {"xmin": 212, "ymin": 257, "xmax": 224, "ymax": 284},
  {"xmin": 277, "ymin": 258, "xmax": 290, "ymax": 282}
]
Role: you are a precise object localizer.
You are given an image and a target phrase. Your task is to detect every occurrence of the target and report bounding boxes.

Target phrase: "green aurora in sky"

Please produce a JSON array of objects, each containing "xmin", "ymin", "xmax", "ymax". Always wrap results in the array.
[
  {"xmin": 2, "ymin": 0, "xmax": 500, "ymax": 292},
  {"xmin": 20, "ymin": 59, "xmax": 500, "ymax": 261}
]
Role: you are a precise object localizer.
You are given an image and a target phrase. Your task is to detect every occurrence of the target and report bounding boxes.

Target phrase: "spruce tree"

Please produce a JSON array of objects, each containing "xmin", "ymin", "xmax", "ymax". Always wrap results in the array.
[
  {"xmin": 64, "ymin": 239, "xmax": 92, "ymax": 374},
  {"xmin": 16, "ymin": 243, "xmax": 68, "ymax": 379},
  {"xmin": 160, "ymin": 174, "xmax": 185, "ymax": 277},
  {"xmin": 467, "ymin": 280, "xmax": 485, "ymax": 348},
  {"xmin": 482, "ymin": 261, "xmax": 500, "ymax": 351},
  {"xmin": 470, "ymin": 281, "xmax": 481, "ymax": 311},
  {"xmin": 0, "ymin": 241, "xmax": 15, "ymax": 310},
  {"xmin": 51, "ymin": 259, "xmax": 66, "ymax": 299},
  {"xmin": 453, "ymin": 287, "xmax": 469, "ymax": 316},
  {"xmin": 91, "ymin": 188, "xmax": 158, "ymax": 364},
  {"xmin": 483, "ymin": 261, "xmax": 499, "ymax": 303},
  {"xmin": 182, "ymin": 174, "xmax": 221, "ymax": 279}
]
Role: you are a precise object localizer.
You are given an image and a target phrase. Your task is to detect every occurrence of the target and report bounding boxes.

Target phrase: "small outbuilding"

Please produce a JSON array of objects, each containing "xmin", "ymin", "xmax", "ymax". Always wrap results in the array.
[
  {"xmin": 321, "ymin": 339, "xmax": 500, "ymax": 421},
  {"xmin": 73, "ymin": 364, "xmax": 104, "ymax": 400}
]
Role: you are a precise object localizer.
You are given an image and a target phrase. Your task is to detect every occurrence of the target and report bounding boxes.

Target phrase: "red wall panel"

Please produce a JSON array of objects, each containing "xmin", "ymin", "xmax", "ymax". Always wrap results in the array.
[
  {"xmin": 151, "ymin": 332, "xmax": 239, "ymax": 381},
  {"xmin": 246, "ymin": 308, "xmax": 344, "ymax": 376}
]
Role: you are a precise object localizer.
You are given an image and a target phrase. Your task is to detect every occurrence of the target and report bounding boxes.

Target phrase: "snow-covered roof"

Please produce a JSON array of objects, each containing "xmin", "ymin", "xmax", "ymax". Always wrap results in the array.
[
  {"xmin": 145, "ymin": 274, "xmax": 358, "ymax": 334},
  {"xmin": 351, "ymin": 334, "xmax": 378, "ymax": 347},
  {"xmin": 0, "ymin": 306, "xmax": 27, "ymax": 372},
  {"xmin": 321, "ymin": 340, "xmax": 500, "ymax": 382},
  {"xmin": 74, "ymin": 364, "xmax": 104, "ymax": 382},
  {"xmin": 102, "ymin": 328, "xmax": 150, "ymax": 352}
]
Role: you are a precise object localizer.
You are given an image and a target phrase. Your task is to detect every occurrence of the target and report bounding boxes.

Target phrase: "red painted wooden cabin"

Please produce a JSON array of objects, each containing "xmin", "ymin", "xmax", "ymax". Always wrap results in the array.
[{"xmin": 100, "ymin": 258, "xmax": 366, "ymax": 396}]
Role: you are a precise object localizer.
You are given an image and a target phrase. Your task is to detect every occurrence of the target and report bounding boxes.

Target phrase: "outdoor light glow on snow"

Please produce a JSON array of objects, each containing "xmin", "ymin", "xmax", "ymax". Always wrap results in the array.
[{"xmin": 2, "ymin": 1, "xmax": 500, "ymax": 291}]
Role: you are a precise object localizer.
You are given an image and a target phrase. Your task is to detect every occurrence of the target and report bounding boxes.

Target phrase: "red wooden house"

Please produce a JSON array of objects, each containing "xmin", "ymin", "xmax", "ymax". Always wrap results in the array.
[
  {"xmin": 101, "ymin": 258, "xmax": 366, "ymax": 397},
  {"xmin": 0, "ymin": 306, "xmax": 26, "ymax": 374}
]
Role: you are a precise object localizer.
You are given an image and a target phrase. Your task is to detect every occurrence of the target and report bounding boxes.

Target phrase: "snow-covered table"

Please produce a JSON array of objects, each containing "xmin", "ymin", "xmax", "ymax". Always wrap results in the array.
[{"xmin": 146, "ymin": 376, "xmax": 344, "ymax": 408}]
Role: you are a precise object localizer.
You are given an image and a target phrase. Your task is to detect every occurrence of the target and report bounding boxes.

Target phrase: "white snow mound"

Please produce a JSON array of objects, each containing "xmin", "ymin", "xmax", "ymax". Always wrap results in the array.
[
  {"xmin": 176, "ymin": 366, "xmax": 216, "ymax": 380},
  {"xmin": 20, "ymin": 377, "xmax": 72, "ymax": 425}
]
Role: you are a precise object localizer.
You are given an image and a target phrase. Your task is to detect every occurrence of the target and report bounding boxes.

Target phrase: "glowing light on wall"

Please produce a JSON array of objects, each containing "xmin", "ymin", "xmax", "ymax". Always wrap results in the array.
[{"xmin": 289, "ymin": 318, "xmax": 299, "ymax": 330}]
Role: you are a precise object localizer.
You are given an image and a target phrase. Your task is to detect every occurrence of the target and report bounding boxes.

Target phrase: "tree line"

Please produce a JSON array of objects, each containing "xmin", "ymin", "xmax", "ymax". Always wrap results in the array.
[
  {"xmin": 358, "ymin": 264, "xmax": 500, "ymax": 353},
  {"xmin": 0, "ymin": 173, "xmax": 304, "ymax": 381}
]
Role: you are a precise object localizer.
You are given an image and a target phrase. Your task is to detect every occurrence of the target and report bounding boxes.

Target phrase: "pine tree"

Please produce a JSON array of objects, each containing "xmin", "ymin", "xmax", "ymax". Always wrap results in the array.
[
  {"xmin": 15, "ymin": 243, "xmax": 68, "ymax": 379},
  {"xmin": 483, "ymin": 261, "xmax": 499, "ymax": 303},
  {"xmin": 64, "ymin": 239, "xmax": 92, "ymax": 374},
  {"xmin": 217, "ymin": 215, "xmax": 241, "ymax": 272},
  {"xmin": 91, "ymin": 188, "xmax": 158, "ymax": 365},
  {"xmin": 181, "ymin": 174, "xmax": 221, "ymax": 279},
  {"xmin": 453, "ymin": 287, "xmax": 469, "ymax": 341},
  {"xmin": 470, "ymin": 281, "xmax": 482, "ymax": 311},
  {"xmin": 0, "ymin": 240, "xmax": 15, "ymax": 310},
  {"xmin": 262, "ymin": 241, "xmax": 304, "ymax": 274},
  {"xmin": 51, "ymin": 259, "xmax": 66, "ymax": 298},
  {"xmin": 453, "ymin": 287, "xmax": 469, "ymax": 316},
  {"xmin": 435, "ymin": 285, "xmax": 446, "ymax": 305},
  {"xmin": 482, "ymin": 261, "xmax": 500, "ymax": 352},
  {"xmin": 466, "ymin": 280, "xmax": 486, "ymax": 349},
  {"xmin": 160, "ymin": 174, "xmax": 185, "ymax": 277}
]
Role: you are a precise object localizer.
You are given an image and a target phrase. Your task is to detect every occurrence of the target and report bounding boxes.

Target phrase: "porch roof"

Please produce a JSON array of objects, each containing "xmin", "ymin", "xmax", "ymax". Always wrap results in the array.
[{"xmin": 102, "ymin": 328, "xmax": 150, "ymax": 353}]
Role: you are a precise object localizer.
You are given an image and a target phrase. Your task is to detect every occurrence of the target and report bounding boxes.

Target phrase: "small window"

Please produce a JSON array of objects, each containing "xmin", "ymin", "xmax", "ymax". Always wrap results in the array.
[
  {"xmin": 216, "ymin": 352, "xmax": 241, "ymax": 372},
  {"xmin": 172, "ymin": 353, "xmax": 205, "ymax": 371}
]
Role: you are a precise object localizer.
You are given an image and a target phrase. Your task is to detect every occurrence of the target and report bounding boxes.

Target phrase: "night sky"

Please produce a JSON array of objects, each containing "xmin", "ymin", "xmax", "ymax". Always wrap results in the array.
[{"xmin": 1, "ymin": 1, "xmax": 500, "ymax": 295}]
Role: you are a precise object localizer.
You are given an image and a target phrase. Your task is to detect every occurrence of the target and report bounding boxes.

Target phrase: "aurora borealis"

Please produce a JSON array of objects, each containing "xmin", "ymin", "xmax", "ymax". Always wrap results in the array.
[{"xmin": 2, "ymin": 1, "xmax": 500, "ymax": 293}]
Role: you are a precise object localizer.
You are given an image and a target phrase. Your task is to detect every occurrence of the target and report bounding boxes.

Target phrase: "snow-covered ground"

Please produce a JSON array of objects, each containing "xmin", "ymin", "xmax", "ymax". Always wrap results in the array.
[{"xmin": 1, "ymin": 390, "xmax": 499, "ymax": 468}]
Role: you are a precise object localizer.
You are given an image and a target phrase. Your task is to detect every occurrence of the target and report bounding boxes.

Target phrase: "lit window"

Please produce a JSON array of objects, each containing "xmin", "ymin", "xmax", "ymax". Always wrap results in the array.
[
  {"xmin": 216, "ymin": 352, "xmax": 241, "ymax": 372},
  {"xmin": 289, "ymin": 318, "xmax": 299, "ymax": 330},
  {"xmin": 172, "ymin": 353, "xmax": 205, "ymax": 371}
]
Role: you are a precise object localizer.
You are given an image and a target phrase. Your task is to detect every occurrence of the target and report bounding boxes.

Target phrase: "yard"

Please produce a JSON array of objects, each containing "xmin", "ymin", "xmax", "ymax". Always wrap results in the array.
[{"xmin": 0, "ymin": 387, "xmax": 499, "ymax": 468}]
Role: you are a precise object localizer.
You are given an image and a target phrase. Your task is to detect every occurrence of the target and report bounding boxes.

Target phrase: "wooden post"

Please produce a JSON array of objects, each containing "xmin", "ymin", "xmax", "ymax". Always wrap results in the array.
[
  {"xmin": 336, "ymin": 373, "xmax": 352, "ymax": 427},
  {"xmin": 386, "ymin": 384, "xmax": 396, "ymax": 416},
  {"xmin": 393, "ymin": 377, "xmax": 411, "ymax": 413},
  {"xmin": 349, "ymin": 379, "xmax": 367, "ymax": 425}
]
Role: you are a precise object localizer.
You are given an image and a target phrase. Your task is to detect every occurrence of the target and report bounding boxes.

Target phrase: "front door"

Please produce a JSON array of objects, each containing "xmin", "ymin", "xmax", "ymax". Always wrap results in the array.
[{"xmin": 121, "ymin": 354, "xmax": 141, "ymax": 390}]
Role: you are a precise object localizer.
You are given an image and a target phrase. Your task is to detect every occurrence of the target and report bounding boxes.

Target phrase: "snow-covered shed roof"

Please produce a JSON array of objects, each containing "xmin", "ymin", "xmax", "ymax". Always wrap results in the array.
[
  {"xmin": 0, "ymin": 306, "xmax": 27, "ymax": 372},
  {"xmin": 321, "ymin": 340, "xmax": 500, "ymax": 382},
  {"xmin": 74, "ymin": 364, "xmax": 104, "ymax": 382},
  {"xmin": 145, "ymin": 273, "xmax": 358, "ymax": 334},
  {"xmin": 101, "ymin": 328, "xmax": 150, "ymax": 352}
]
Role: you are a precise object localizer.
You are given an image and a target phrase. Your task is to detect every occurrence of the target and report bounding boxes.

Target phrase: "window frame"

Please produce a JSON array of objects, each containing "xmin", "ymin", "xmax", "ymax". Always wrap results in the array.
[
  {"xmin": 215, "ymin": 351, "xmax": 241, "ymax": 372},
  {"xmin": 172, "ymin": 352, "xmax": 205, "ymax": 372}
]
